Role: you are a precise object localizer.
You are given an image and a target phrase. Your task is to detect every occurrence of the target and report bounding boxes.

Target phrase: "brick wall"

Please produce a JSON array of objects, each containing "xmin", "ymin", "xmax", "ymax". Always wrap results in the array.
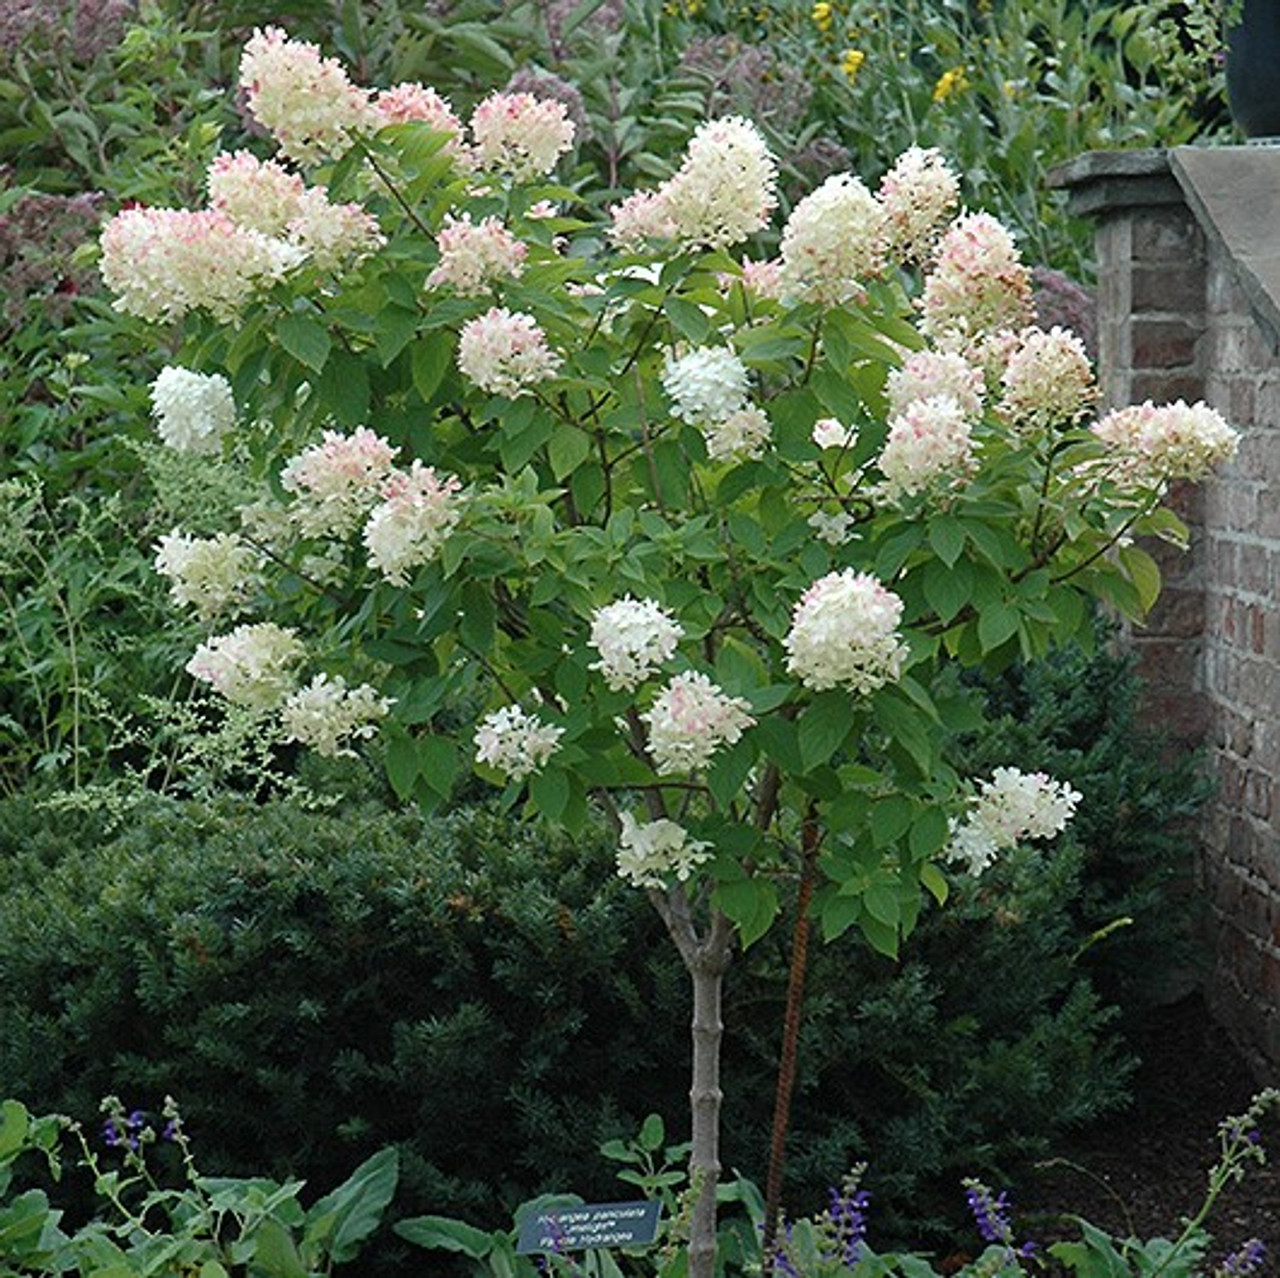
[{"xmin": 1054, "ymin": 148, "xmax": 1280, "ymax": 1077}]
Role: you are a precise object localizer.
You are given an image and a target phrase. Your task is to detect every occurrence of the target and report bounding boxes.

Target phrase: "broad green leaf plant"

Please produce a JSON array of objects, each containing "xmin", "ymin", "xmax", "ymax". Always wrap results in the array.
[{"xmin": 96, "ymin": 26, "xmax": 1239, "ymax": 1278}]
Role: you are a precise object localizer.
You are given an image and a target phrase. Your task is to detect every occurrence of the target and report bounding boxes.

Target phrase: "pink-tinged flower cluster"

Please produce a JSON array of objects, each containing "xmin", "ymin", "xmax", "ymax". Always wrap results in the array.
[
  {"xmin": 474, "ymin": 705, "xmax": 565, "ymax": 780},
  {"xmin": 99, "ymin": 207, "xmax": 304, "ymax": 323},
  {"xmin": 886, "ymin": 350, "xmax": 984, "ymax": 422},
  {"xmin": 919, "ymin": 212, "xmax": 1034, "ymax": 359},
  {"xmin": 878, "ymin": 395, "xmax": 976, "ymax": 500},
  {"xmin": 149, "ymin": 366, "xmax": 237, "ymax": 453},
  {"xmin": 642, "ymin": 671, "xmax": 755, "ymax": 775},
  {"xmin": 703, "ymin": 404, "xmax": 771, "ymax": 462},
  {"xmin": 469, "ymin": 91, "xmax": 575, "ymax": 180},
  {"xmin": 207, "ymin": 151, "xmax": 307, "ymax": 235},
  {"xmin": 877, "ymin": 146, "xmax": 960, "ymax": 263},
  {"xmin": 281, "ymin": 673, "xmax": 392, "ymax": 757},
  {"xmin": 946, "ymin": 766, "xmax": 1082, "ymax": 875},
  {"xmin": 287, "ymin": 187, "xmax": 385, "ymax": 271},
  {"xmin": 238, "ymin": 26, "xmax": 375, "ymax": 166},
  {"xmin": 785, "ymin": 569, "xmax": 908, "ymax": 693},
  {"xmin": 610, "ymin": 116, "xmax": 777, "ymax": 250},
  {"xmin": 588, "ymin": 596, "xmax": 684, "ymax": 692},
  {"xmin": 427, "ymin": 214, "xmax": 527, "ymax": 295},
  {"xmin": 999, "ymin": 325, "xmax": 1097, "ymax": 431},
  {"xmin": 616, "ymin": 813, "xmax": 713, "ymax": 889},
  {"xmin": 363, "ymin": 461, "xmax": 465, "ymax": 585},
  {"xmin": 154, "ymin": 530, "xmax": 262, "ymax": 620},
  {"xmin": 186, "ymin": 622, "xmax": 305, "ymax": 710},
  {"xmin": 662, "ymin": 346, "xmax": 750, "ymax": 424},
  {"xmin": 1091, "ymin": 399, "xmax": 1239, "ymax": 484},
  {"xmin": 280, "ymin": 427, "xmax": 399, "ymax": 538},
  {"xmin": 457, "ymin": 306, "xmax": 561, "ymax": 397},
  {"xmin": 779, "ymin": 173, "xmax": 886, "ymax": 305},
  {"xmin": 738, "ymin": 257, "xmax": 785, "ymax": 299}
]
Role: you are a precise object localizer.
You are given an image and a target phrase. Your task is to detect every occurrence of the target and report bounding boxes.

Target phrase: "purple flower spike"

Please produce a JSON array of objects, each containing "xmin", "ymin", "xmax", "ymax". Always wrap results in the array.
[{"xmin": 1219, "ymin": 1239, "xmax": 1266, "ymax": 1276}]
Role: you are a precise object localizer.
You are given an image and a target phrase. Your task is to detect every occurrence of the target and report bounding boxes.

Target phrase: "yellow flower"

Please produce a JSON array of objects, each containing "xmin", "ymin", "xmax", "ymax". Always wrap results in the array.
[
  {"xmin": 932, "ymin": 65, "xmax": 970, "ymax": 103},
  {"xmin": 812, "ymin": 1, "xmax": 833, "ymax": 32},
  {"xmin": 841, "ymin": 48, "xmax": 866, "ymax": 81}
]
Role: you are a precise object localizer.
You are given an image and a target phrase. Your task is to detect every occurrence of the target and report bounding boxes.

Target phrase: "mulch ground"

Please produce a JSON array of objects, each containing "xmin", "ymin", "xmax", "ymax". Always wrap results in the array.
[{"xmin": 1016, "ymin": 994, "xmax": 1280, "ymax": 1274}]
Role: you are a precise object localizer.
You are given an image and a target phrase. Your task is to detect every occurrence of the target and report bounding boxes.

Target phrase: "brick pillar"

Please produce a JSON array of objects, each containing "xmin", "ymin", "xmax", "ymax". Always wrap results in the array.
[{"xmin": 1050, "ymin": 150, "xmax": 1209, "ymax": 745}]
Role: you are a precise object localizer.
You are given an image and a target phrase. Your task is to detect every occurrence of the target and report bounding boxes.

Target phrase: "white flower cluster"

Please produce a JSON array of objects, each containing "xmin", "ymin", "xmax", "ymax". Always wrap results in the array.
[
  {"xmin": 616, "ymin": 813, "xmax": 713, "ymax": 890},
  {"xmin": 281, "ymin": 673, "xmax": 392, "ymax": 757},
  {"xmin": 149, "ymin": 367, "xmax": 237, "ymax": 454},
  {"xmin": 474, "ymin": 705, "xmax": 564, "ymax": 780},
  {"xmin": 642, "ymin": 672, "xmax": 755, "ymax": 775},
  {"xmin": 877, "ymin": 395, "xmax": 976, "ymax": 501},
  {"xmin": 812, "ymin": 418, "xmax": 859, "ymax": 451},
  {"xmin": 363, "ymin": 462, "xmax": 465, "ymax": 586},
  {"xmin": 662, "ymin": 345, "xmax": 750, "ymax": 424},
  {"xmin": 154, "ymin": 530, "xmax": 262, "ymax": 620},
  {"xmin": 427, "ymin": 213, "xmax": 527, "ymax": 296},
  {"xmin": 280, "ymin": 427, "xmax": 400, "ymax": 539},
  {"xmin": 877, "ymin": 146, "xmax": 961, "ymax": 263},
  {"xmin": 588, "ymin": 596, "xmax": 684, "ymax": 692},
  {"xmin": 779, "ymin": 173, "xmax": 886, "ymax": 305},
  {"xmin": 1091, "ymin": 400, "xmax": 1239, "ymax": 485},
  {"xmin": 238, "ymin": 25, "xmax": 376, "ymax": 166},
  {"xmin": 703, "ymin": 405, "xmax": 772, "ymax": 462},
  {"xmin": 457, "ymin": 306, "xmax": 562, "ymax": 397},
  {"xmin": 785, "ymin": 569, "xmax": 908, "ymax": 694},
  {"xmin": 610, "ymin": 116, "xmax": 777, "ymax": 251},
  {"xmin": 469, "ymin": 91, "xmax": 576, "ymax": 180},
  {"xmin": 808, "ymin": 510, "xmax": 856, "ymax": 546},
  {"xmin": 945, "ymin": 766, "xmax": 1082, "ymax": 875},
  {"xmin": 186, "ymin": 622, "xmax": 305, "ymax": 711},
  {"xmin": 886, "ymin": 350, "xmax": 984, "ymax": 422},
  {"xmin": 999, "ymin": 325, "xmax": 1097, "ymax": 432}
]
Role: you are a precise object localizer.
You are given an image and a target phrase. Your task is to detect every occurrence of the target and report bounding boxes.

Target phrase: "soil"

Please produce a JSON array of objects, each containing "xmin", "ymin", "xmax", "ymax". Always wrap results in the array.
[{"xmin": 1015, "ymin": 994, "xmax": 1280, "ymax": 1274}]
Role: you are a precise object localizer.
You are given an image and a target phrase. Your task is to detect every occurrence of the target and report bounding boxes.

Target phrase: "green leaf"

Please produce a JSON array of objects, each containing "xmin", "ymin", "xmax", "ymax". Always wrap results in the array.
[
  {"xmin": 248, "ymin": 1219, "xmax": 307, "ymax": 1278},
  {"xmin": 277, "ymin": 314, "xmax": 332, "ymax": 373},
  {"xmin": 459, "ymin": 582, "xmax": 495, "ymax": 651},
  {"xmin": 863, "ymin": 883, "xmax": 900, "ymax": 928},
  {"xmin": 798, "ymin": 690, "xmax": 854, "ymax": 769},
  {"xmin": 395, "ymin": 1215, "xmax": 497, "ymax": 1259},
  {"xmin": 920, "ymin": 861, "xmax": 950, "ymax": 905},
  {"xmin": 977, "ymin": 603, "xmax": 1019, "ymax": 653},
  {"xmin": 417, "ymin": 735, "xmax": 459, "ymax": 799},
  {"xmin": 928, "ymin": 517, "xmax": 965, "ymax": 567},
  {"xmin": 316, "ymin": 351, "xmax": 371, "ymax": 426},
  {"xmin": 411, "ymin": 334, "xmax": 456, "ymax": 404},
  {"xmin": 922, "ymin": 557, "xmax": 972, "ymax": 625},
  {"xmin": 638, "ymin": 1114, "xmax": 665, "ymax": 1152},
  {"xmin": 529, "ymin": 768, "xmax": 569, "ymax": 822},
  {"xmin": 870, "ymin": 795, "xmax": 913, "ymax": 848},
  {"xmin": 707, "ymin": 739, "xmax": 756, "ymax": 809},
  {"xmin": 1118, "ymin": 543, "xmax": 1162, "ymax": 614},
  {"xmin": 548, "ymin": 425, "xmax": 592, "ymax": 479},
  {"xmin": 385, "ymin": 731, "xmax": 420, "ymax": 801},
  {"xmin": 859, "ymin": 912, "xmax": 900, "ymax": 959},
  {"xmin": 908, "ymin": 807, "xmax": 950, "ymax": 860},
  {"xmin": 713, "ymin": 877, "xmax": 779, "ymax": 948},
  {"xmin": 664, "ymin": 296, "xmax": 712, "ymax": 344},
  {"xmin": 306, "ymin": 1148, "xmax": 399, "ymax": 1266}
]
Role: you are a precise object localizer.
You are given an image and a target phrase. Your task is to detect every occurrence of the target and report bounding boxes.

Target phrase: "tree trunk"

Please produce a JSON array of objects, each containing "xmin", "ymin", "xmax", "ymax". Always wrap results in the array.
[{"xmin": 651, "ymin": 887, "xmax": 734, "ymax": 1278}]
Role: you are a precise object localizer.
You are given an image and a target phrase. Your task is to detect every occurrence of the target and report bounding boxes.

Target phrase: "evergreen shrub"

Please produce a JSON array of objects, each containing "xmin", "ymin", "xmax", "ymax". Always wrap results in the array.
[{"xmin": 0, "ymin": 643, "xmax": 1206, "ymax": 1246}]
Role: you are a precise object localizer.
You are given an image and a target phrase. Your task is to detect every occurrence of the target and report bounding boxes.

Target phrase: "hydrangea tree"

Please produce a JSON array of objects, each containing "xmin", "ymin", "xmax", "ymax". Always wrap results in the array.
[{"xmin": 98, "ymin": 26, "xmax": 1238, "ymax": 1277}]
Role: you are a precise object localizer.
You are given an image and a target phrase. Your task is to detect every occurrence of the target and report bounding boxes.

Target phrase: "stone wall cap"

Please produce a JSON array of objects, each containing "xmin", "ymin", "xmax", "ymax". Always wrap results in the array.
[
  {"xmin": 1047, "ymin": 149, "xmax": 1180, "ymax": 215},
  {"xmin": 1169, "ymin": 146, "xmax": 1280, "ymax": 353},
  {"xmin": 1047, "ymin": 148, "xmax": 1171, "ymax": 187}
]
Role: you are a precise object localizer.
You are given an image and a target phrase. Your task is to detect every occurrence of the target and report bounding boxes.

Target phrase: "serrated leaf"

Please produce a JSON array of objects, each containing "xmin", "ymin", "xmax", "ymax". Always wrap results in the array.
[
  {"xmin": 798, "ymin": 690, "xmax": 854, "ymax": 769},
  {"xmin": 928, "ymin": 517, "xmax": 965, "ymax": 567}
]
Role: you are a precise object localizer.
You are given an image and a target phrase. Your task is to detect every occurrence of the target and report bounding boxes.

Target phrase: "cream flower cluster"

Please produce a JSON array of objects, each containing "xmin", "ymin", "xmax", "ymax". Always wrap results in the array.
[
  {"xmin": 703, "ymin": 404, "xmax": 772, "ymax": 462},
  {"xmin": 374, "ymin": 81, "xmax": 465, "ymax": 153},
  {"xmin": 474, "ymin": 705, "xmax": 565, "ymax": 780},
  {"xmin": 610, "ymin": 116, "xmax": 777, "ymax": 250},
  {"xmin": 812, "ymin": 418, "xmax": 859, "ymax": 451},
  {"xmin": 877, "ymin": 146, "xmax": 961, "ymax": 263},
  {"xmin": 886, "ymin": 350, "xmax": 984, "ymax": 422},
  {"xmin": 281, "ymin": 673, "xmax": 392, "ymax": 757},
  {"xmin": 280, "ymin": 426, "xmax": 400, "ymax": 539},
  {"xmin": 469, "ymin": 91, "xmax": 576, "ymax": 179},
  {"xmin": 662, "ymin": 346, "xmax": 750, "ymax": 425},
  {"xmin": 186, "ymin": 622, "xmax": 305, "ymax": 711},
  {"xmin": 1092, "ymin": 400, "xmax": 1239, "ymax": 484},
  {"xmin": 427, "ymin": 214, "xmax": 527, "ymax": 296},
  {"xmin": 238, "ymin": 25, "xmax": 376, "ymax": 166},
  {"xmin": 100, "ymin": 207, "xmax": 304, "ymax": 324},
  {"xmin": 363, "ymin": 461, "xmax": 465, "ymax": 585},
  {"xmin": 457, "ymin": 306, "xmax": 562, "ymax": 397},
  {"xmin": 154, "ymin": 531, "xmax": 262, "ymax": 620},
  {"xmin": 149, "ymin": 367, "xmax": 237, "ymax": 454},
  {"xmin": 946, "ymin": 766, "xmax": 1082, "ymax": 875},
  {"xmin": 999, "ymin": 325, "xmax": 1097, "ymax": 431},
  {"xmin": 878, "ymin": 395, "xmax": 977, "ymax": 501},
  {"xmin": 785, "ymin": 569, "xmax": 908, "ymax": 693},
  {"xmin": 588, "ymin": 596, "xmax": 684, "ymax": 692},
  {"xmin": 779, "ymin": 173, "xmax": 886, "ymax": 305},
  {"xmin": 616, "ymin": 813, "xmax": 713, "ymax": 890},
  {"xmin": 919, "ymin": 212, "xmax": 1035, "ymax": 359},
  {"xmin": 642, "ymin": 672, "xmax": 755, "ymax": 775}
]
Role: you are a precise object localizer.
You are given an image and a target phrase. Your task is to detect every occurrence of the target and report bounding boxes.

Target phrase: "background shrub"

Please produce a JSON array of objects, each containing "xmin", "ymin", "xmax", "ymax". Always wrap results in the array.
[{"xmin": 0, "ymin": 642, "xmax": 1206, "ymax": 1258}]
